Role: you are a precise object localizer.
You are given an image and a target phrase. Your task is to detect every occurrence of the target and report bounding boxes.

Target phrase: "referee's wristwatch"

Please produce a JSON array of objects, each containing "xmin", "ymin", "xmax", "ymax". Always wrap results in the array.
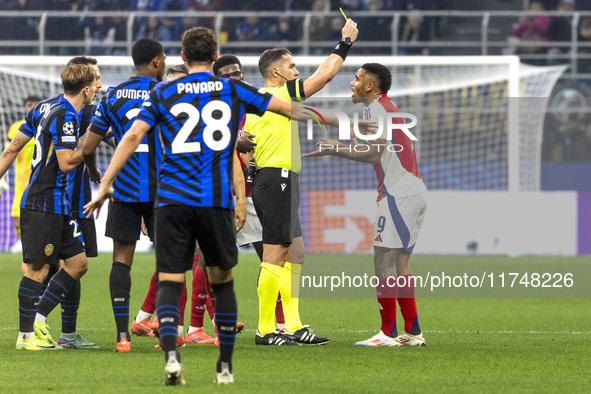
[{"xmin": 341, "ymin": 36, "xmax": 352, "ymax": 45}]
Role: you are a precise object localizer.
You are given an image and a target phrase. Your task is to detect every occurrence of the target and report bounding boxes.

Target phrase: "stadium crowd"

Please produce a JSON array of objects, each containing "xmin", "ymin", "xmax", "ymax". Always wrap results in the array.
[
  {"xmin": 4, "ymin": 0, "xmax": 591, "ymax": 62},
  {"xmin": 0, "ymin": 0, "xmax": 441, "ymax": 55}
]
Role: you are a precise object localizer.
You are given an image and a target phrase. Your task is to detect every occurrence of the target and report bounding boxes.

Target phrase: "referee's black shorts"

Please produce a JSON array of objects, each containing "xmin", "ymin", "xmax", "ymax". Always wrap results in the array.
[
  {"xmin": 155, "ymin": 205, "xmax": 238, "ymax": 274},
  {"xmin": 252, "ymin": 167, "xmax": 302, "ymax": 246}
]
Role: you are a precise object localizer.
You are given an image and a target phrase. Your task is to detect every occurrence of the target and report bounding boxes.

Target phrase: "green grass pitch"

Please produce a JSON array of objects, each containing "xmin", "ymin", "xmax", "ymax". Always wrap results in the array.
[{"xmin": 0, "ymin": 252, "xmax": 589, "ymax": 393}]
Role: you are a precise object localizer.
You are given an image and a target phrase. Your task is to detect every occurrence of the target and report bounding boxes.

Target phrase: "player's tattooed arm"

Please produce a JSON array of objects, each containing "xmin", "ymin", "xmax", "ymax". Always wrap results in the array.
[
  {"xmin": 0, "ymin": 131, "xmax": 32, "ymax": 179},
  {"xmin": 303, "ymin": 137, "xmax": 385, "ymax": 164}
]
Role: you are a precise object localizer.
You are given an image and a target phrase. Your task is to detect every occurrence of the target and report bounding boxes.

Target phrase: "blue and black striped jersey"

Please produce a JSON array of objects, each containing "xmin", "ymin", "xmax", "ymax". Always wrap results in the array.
[
  {"xmin": 19, "ymin": 95, "xmax": 61, "ymax": 138},
  {"xmin": 89, "ymin": 76, "xmax": 160, "ymax": 203},
  {"xmin": 136, "ymin": 72, "xmax": 272, "ymax": 208},
  {"xmin": 20, "ymin": 96, "xmax": 82, "ymax": 215},
  {"xmin": 68, "ymin": 104, "xmax": 95, "ymax": 218},
  {"xmin": 20, "ymin": 96, "xmax": 108, "ymax": 218}
]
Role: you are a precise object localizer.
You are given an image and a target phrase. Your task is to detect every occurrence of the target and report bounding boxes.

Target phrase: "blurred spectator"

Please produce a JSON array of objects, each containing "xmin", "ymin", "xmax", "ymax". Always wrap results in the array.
[
  {"xmin": 327, "ymin": 17, "xmax": 344, "ymax": 41},
  {"xmin": 405, "ymin": 0, "xmax": 439, "ymax": 10},
  {"xmin": 309, "ymin": 0, "xmax": 331, "ymax": 38},
  {"xmin": 578, "ymin": 6, "xmax": 591, "ymax": 72},
  {"xmin": 398, "ymin": 11, "xmax": 430, "ymax": 55},
  {"xmin": 547, "ymin": 0, "xmax": 574, "ymax": 64},
  {"xmin": 85, "ymin": 16, "xmax": 116, "ymax": 55},
  {"xmin": 270, "ymin": 18, "xmax": 299, "ymax": 42},
  {"xmin": 130, "ymin": 0, "xmax": 166, "ymax": 11},
  {"xmin": 5, "ymin": 0, "xmax": 41, "ymax": 8},
  {"xmin": 60, "ymin": 1, "xmax": 86, "ymax": 54},
  {"xmin": 238, "ymin": 0, "xmax": 284, "ymax": 11},
  {"xmin": 79, "ymin": 0, "xmax": 129, "ymax": 11},
  {"xmin": 172, "ymin": 16, "xmax": 198, "ymax": 40},
  {"xmin": 185, "ymin": 0, "xmax": 220, "ymax": 29},
  {"xmin": 358, "ymin": 0, "xmax": 392, "ymax": 54},
  {"xmin": 236, "ymin": 16, "xmax": 269, "ymax": 42},
  {"xmin": 91, "ymin": 0, "xmax": 130, "ymax": 10},
  {"xmin": 510, "ymin": 1, "xmax": 550, "ymax": 64},
  {"xmin": 286, "ymin": 0, "xmax": 314, "ymax": 10},
  {"xmin": 110, "ymin": 17, "xmax": 129, "ymax": 55},
  {"xmin": 336, "ymin": 0, "xmax": 362, "ymax": 11},
  {"xmin": 1, "ymin": 0, "xmax": 40, "ymax": 54},
  {"xmin": 43, "ymin": 0, "xmax": 75, "ymax": 54},
  {"xmin": 552, "ymin": 117, "xmax": 591, "ymax": 161},
  {"xmin": 130, "ymin": 0, "xmax": 166, "ymax": 40},
  {"xmin": 136, "ymin": 16, "xmax": 172, "ymax": 42}
]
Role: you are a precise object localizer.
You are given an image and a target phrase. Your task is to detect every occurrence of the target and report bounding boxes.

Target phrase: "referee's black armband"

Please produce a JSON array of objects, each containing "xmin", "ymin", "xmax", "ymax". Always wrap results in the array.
[
  {"xmin": 332, "ymin": 39, "xmax": 353, "ymax": 60},
  {"xmin": 286, "ymin": 79, "xmax": 306, "ymax": 102}
]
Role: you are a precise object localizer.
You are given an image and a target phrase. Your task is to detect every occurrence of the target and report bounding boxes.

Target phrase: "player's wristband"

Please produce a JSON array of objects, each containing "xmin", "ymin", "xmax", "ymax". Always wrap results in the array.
[{"xmin": 332, "ymin": 38, "xmax": 353, "ymax": 60}]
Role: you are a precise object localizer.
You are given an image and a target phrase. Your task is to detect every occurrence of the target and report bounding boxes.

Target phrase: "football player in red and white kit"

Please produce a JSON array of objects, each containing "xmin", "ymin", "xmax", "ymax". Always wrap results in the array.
[{"xmin": 304, "ymin": 63, "xmax": 426, "ymax": 346}]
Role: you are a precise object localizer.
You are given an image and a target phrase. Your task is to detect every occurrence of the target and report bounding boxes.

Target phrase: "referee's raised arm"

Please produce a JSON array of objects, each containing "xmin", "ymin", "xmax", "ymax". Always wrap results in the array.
[{"xmin": 302, "ymin": 18, "xmax": 359, "ymax": 98}]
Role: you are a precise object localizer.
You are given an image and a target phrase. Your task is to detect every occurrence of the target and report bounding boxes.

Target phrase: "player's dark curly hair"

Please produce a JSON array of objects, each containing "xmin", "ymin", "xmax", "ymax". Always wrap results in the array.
[
  {"xmin": 362, "ymin": 63, "xmax": 392, "ymax": 94},
  {"xmin": 182, "ymin": 27, "xmax": 217, "ymax": 65},
  {"xmin": 166, "ymin": 64, "xmax": 188, "ymax": 77},
  {"xmin": 258, "ymin": 48, "xmax": 291, "ymax": 79},
  {"xmin": 131, "ymin": 38, "xmax": 163, "ymax": 67},
  {"xmin": 213, "ymin": 55, "xmax": 242, "ymax": 76},
  {"xmin": 67, "ymin": 56, "xmax": 98, "ymax": 66}
]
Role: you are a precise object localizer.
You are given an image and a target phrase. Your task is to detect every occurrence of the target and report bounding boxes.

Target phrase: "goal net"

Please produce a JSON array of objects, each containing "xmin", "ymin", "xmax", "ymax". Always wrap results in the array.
[{"xmin": 0, "ymin": 56, "xmax": 566, "ymax": 252}]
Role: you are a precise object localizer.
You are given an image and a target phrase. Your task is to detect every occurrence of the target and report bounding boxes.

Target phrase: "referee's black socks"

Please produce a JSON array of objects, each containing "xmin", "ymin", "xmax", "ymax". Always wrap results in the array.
[
  {"xmin": 156, "ymin": 280, "xmax": 183, "ymax": 362},
  {"xmin": 212, "ymin": 280, "xmax": 237, "ymax": 374},
  {"xmin": 110, "ymin": 262, "xmax": 131, "ymax": 342}
]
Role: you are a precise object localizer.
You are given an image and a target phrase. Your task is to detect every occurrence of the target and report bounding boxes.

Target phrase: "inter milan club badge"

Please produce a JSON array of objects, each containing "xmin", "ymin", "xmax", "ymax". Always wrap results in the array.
[{"xmin": 45, "ymin": 244, "xmax": 54, "ymax": 256}]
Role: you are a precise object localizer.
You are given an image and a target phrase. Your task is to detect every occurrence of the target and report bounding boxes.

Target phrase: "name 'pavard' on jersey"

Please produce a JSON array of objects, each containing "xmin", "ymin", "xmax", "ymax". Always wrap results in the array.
[{"xmin": 136, "ymin": 71, "xmax": 272, "ymax": 209}]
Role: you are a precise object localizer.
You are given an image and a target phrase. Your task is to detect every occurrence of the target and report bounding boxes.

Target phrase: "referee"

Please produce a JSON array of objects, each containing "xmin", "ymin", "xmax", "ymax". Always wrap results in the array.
[{"xmin": 244, "ymin": 18, "xmax": 359, "ymax": 346}]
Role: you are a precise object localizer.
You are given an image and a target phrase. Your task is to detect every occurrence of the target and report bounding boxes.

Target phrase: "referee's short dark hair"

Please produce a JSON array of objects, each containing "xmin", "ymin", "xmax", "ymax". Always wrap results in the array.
[
  {"xmin": 182, "ymin": 27, "xmax": 217, "ymax": 65},
  {"xmin": 362, "ymin": 63, "xmax": 392, "ymax": 94},
  {"xmin": 166, "ymin": 64, "xmax": 188, "ymax": 77},
  {"xmin": 213, "ymin": 55, "xmax": 242, "ymax": 76},
  {"xmin": 132, "ymin": 38, "xmax": 163, "ymax": 67},
  {"xmin": 258, "ymin": 48, "xmax": 291, "ymax": 79},
  {"xmin": 67, "ymin": 56, "xmax": 98, "ymax": 66}
]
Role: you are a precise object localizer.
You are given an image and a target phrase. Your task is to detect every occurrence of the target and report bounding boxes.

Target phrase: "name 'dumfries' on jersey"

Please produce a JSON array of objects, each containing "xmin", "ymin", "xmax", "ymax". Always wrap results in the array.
[
  {"xmin": 177, "ymin": 81, "xmax": 223, "ymax": 94},
  {"xmin": 116, "ymin": 89, "xmax": 150, "ymax": 100}
]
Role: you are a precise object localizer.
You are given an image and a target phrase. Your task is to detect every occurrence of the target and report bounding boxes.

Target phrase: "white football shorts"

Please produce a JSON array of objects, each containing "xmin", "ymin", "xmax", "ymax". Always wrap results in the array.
[
  {"xmin": 373, "ymin": 192, "xmax": 427, "ymax": 252},
  {"xmin": 234, "ymin": 196, "xmax": 263, "ymax": 246}
]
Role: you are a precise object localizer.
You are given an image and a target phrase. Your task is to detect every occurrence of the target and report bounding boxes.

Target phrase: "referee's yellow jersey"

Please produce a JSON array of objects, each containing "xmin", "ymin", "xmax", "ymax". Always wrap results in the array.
[
  {"xmin": 7, "ymin": 120, "xmax": 35, "ymax": 217},
  {"xmin": 243, "ymin": 79, "xmax": 305, "ymax": 173}
]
